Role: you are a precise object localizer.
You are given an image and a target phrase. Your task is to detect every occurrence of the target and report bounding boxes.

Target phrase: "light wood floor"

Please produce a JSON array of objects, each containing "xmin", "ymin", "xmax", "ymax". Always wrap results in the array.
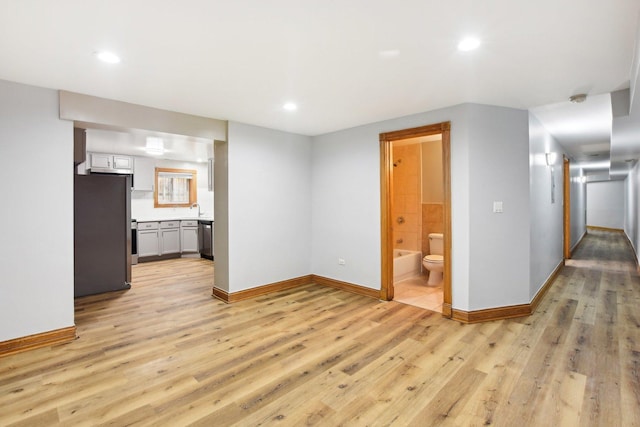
[{"xmin": 1, "ymin": 229, "xmax": 640, "ymax": 426}]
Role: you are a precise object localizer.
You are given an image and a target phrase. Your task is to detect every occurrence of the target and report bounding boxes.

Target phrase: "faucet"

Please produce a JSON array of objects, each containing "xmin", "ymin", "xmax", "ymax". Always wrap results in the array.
[{"xmin": 190, "ymin": 203, "xmax": 201, "ymax": 217}]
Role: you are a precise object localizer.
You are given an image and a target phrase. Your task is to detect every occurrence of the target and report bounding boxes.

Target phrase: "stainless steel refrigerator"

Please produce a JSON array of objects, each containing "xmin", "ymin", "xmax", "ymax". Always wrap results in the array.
[{"xmin": 74, "ymin": 173, "xmax": 132, "ymax": 297}]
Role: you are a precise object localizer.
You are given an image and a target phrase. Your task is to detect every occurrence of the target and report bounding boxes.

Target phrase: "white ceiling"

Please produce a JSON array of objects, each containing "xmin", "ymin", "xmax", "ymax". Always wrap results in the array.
[{"xmin": 1, "ymin": 1, "xmax": 640, "ymax": 166}]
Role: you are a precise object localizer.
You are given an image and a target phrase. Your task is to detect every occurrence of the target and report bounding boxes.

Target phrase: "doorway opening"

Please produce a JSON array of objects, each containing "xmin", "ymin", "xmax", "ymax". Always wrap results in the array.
[{"xmin": 380, "ymin": 122, "xmax": 452, "ymax": 317}]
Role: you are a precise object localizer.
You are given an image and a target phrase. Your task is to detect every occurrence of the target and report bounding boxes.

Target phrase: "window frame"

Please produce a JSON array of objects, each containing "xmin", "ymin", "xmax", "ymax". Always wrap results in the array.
[{"xmin": 154, "ymin": 167, "xmax": 198, "ymax": 208}]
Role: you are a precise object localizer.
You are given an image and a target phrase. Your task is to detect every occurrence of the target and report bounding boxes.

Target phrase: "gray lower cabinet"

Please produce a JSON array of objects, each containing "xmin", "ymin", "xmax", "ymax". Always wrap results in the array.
[
  {"xmin": 138, "ymin": 222, "xmax": 160, "ymax": 257},
  {"xmin": 159, "ymin": 221, "xmax": 180, "ymax": 255},
  {"xmin": 181, "ymin": 220, "xmax": 199, "ymax": 253},
  {"xmin": 137, "ymin": 221, "xmax": 181, "ymax": 258}
]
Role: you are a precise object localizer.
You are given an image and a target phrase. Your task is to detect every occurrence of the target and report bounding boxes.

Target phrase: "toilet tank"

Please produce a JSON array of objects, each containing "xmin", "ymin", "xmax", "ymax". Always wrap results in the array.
[{"xmin": 428, "ymin": 233, "xmax": 444, "ymax": 255}]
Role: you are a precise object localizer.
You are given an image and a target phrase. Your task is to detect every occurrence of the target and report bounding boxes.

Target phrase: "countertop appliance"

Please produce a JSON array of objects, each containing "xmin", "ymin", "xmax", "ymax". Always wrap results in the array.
[
  {"xmin": 74, "ymin": 174, "xmax": 132, "ymax": 297},
  {"xmin": 198, "ymin": 219, "xmax": 214, "ymax": 260}
]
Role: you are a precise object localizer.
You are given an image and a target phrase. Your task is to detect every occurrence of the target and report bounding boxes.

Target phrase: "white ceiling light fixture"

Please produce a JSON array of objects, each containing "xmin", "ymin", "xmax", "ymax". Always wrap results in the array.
[
  {"xmin": 457, "ymin": 37, "xmax": 481, "ymax": 52},
  {"xmin": 95, "ymin": 51, "xmax": 121, "ymax": 64},
  {"xmin": 145, "ymin": 137, "xmax": 164, "ymax": 155},
  {"xmin": 283, "ymin": 102, "xmax": 297, "ymax": 111}
]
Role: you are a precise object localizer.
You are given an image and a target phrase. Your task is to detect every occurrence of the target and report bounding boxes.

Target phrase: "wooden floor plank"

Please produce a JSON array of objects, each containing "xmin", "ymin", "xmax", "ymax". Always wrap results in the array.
[{"xmin": 2, "ymin": 230, "xmax": 640, "ymax": 426}]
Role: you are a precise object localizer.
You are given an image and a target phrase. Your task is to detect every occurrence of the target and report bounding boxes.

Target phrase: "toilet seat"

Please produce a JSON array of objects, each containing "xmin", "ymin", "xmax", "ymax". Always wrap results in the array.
[{"xmin": 423, "ymin": 255, "xmax": 443, "ymax": 263}]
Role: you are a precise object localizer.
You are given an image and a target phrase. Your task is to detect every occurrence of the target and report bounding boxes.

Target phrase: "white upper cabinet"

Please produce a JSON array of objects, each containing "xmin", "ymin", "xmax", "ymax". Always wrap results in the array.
[
  {"xmin": 133, "ymin": 156, "xmax": 155, "ymax": 192},
  {"xmin": 88, "ymin": 152, "xmax": 133, "ymax": 173}
]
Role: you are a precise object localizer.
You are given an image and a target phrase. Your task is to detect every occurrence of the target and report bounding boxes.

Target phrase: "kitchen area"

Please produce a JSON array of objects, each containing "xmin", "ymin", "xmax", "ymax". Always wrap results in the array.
[{"xmin": 74, "ymin": 126, "xmax": 214, "ymax": 297}]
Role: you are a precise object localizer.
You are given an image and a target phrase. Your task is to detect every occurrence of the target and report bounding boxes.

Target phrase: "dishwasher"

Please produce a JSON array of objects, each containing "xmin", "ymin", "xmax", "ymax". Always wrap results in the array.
[{"xmin": 198, "ymin": 220, "xmax": 214, "ymax": 260}]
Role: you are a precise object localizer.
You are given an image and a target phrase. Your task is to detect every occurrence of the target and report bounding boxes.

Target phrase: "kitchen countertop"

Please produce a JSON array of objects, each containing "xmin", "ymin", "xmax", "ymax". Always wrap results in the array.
[{"xmin": 136, "ymin": 217, "xmax": 214, "ymax": 223}]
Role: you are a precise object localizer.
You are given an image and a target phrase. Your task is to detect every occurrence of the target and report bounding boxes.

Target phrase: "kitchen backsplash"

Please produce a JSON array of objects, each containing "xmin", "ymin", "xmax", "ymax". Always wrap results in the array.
[{"xmin": 131, "ymin": 158, "xmax": 213, "ymax": 220}]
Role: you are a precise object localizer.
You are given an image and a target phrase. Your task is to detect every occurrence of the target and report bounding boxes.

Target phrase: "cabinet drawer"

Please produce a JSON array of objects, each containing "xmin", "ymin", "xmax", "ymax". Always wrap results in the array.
[
  {"xmin": 138, "ymin": 222, "xmax": 159, "ymax": 230},
  {"xmin": 160, "ymin": 221, "xmax": 179, "ymax": 229},
  {"xmin": 181, "ymin": 220, "xmax": 198, "ymax": 228}
]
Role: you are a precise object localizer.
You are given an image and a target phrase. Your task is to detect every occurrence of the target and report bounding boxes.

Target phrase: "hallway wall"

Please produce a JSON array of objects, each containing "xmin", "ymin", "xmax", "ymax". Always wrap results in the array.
[
  {"xmin": 587, "ymin": 180, "xmax": 625, "ymax": 229},
  {"xmin": 529, "ymin": 114, "xmax": 570, "ymax": 300},
  {"xmin": 624, "ymin": 162, "xmax": 640, "ymax": 262}
]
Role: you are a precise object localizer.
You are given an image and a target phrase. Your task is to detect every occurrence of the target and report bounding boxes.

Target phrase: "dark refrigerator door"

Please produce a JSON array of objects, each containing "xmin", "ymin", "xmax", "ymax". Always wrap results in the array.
[{"xmin": 74, "ymin": 174, "xmax": 131, "ymax": 297}]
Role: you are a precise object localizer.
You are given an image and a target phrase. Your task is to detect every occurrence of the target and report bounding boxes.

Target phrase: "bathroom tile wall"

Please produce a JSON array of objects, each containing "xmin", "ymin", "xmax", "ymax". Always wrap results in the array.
[
  {"xmin": 392, "ymin": 143, "xmax": 422, "ymax": 251},
  {"xmin": 421, "ymin": 203, "xmax": 444, "ymax": 255}
]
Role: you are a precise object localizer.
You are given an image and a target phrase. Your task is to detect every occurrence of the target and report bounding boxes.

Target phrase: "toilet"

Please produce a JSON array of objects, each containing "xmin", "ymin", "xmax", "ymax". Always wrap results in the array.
[{"xmin": 422, "ymin": 233, "xmax": 444, "ymax": 286}]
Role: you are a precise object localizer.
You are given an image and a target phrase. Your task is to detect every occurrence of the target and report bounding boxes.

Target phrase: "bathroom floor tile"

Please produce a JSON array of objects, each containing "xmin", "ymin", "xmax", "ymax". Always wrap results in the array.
[{"xmin": 393, "ymin": 274, "xmax": 443, "ymax": 312}]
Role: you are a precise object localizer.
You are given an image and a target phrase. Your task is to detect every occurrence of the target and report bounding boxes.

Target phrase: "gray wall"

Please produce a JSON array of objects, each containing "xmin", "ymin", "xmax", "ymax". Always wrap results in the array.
[
  {"xmin": 529, "ymin": 114, "xmax": 571, "ymax": 300},
  {"xmin": 467, "ymin": 105, "xmax": 530, "ymax": 308},
  {"xmin": 0, "ymin": 79, "xmax": 74, "ymax": 341},
  {"xmin": 587, "ymin": 180, "xmax": 625, "ymax": 229},
  {"xmin": 311, "ymin": 103, "xmax": 532, "ymax": 311},
  {"xmin": 570, "ymin": 164, "xmax": 587, "ymax": 250},
  {"xmin": 624, "ymin": 162, "xmax": 639, "ymax": 261},
  {"xmin": 225, "ymin": 122, "xmax": 312, "ymax": 292}
]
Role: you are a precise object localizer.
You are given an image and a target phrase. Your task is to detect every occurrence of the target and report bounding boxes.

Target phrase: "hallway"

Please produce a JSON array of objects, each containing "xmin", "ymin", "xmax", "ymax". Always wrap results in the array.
[{"xmin": 0, "ymin": 230, "xmax": 639, "ymax": 425}]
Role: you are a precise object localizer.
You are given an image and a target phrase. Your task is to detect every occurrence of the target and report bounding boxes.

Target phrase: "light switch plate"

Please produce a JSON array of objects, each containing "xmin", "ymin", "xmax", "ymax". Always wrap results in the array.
[{"xmin": 493, "ymin": 201, "xmax": 503, "ymax": 213}]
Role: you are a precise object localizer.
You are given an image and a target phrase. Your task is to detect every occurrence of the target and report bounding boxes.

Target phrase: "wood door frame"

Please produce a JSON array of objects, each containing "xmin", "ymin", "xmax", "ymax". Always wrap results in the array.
[
  {"xmin": 379, "ymin": 122, "xmax": 452, "ymax": 317},
  {"xmin": 563, "ymin": 156, "xmax": 571, "ymax": 259}
]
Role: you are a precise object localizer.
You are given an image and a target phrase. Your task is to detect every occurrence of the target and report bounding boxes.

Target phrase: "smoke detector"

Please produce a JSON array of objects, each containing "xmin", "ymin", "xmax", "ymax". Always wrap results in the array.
[{"xmin": 569, "ymin": 94, "xmax": 587, "ymax": 103}]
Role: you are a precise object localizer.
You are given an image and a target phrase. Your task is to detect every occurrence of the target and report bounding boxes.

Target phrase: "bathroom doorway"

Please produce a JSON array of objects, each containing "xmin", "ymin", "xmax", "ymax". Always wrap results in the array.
[{"xmin": 379, "ymin": 122, "xmax": 452, "ymax": 317}]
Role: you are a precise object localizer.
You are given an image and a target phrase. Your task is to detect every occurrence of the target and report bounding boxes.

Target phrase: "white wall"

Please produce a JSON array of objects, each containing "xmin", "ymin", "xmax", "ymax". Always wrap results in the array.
[
  {"xmin": 467, "ymin": 105, "xmax": 531, "ymax": 309},
  {"xmin": 587, "ymin": 180, "xmax": 625, "ymax": 229},
  {"xmin": 570, "ymin": 164, "xmax": 587, "ymax": 249},
  {"xmin": 311, "ymin": 103, "xmax": 531, "ymax": 311},
  {"xmin": 624, "ymin": 162, "xmax": 639, "ymax": 261},
  {"xmin": 0, "ymin": 80, "xmax": 74, "ymax": 341},
  {"xmin": 528, "ymin": 114, "xmax": 568, "ymax": 300},
  {"xmin": 226, "ymin": 122, "xmax": 312, "ymax": 292}
]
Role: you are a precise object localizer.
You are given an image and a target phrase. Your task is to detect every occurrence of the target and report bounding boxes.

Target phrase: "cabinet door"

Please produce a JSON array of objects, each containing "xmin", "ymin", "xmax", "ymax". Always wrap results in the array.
[
  {"xmin": 90, "ymin": 153, "xmax": 111, "ymax": 169},
  {"xmin": 113, "ymin": 155, "xmax": 133, "ymax": 171},
  {"xmin": 133, "ymin": 156, "xmax": 155, "ymax": 191},
  {"xmin": 138, "ymin": 230, "xmax": 160, "ymax": 257},
  {"xmin": 181, "ymin": 227, "xmax": 199, "ymax": 253},
  {"xmin": 161, "ymin": 228, "xmax": 181, "ymax": 254}
]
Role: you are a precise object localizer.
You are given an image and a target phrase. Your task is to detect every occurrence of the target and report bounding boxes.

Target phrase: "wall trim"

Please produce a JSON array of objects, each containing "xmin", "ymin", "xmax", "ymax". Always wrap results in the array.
[
  {"xmin": 213, "ymin": 275, "xmax": 380, "ymax": 303},
  {"xmin": 530, "ymin": 260, "xmax": 564, "ymax": 313},
  {"xmin": 310, "ymin": 275, "xmax": 380, "ymax": 299},
  {"xmin": 212, "ymin": 275, "xmax": 313, "ymax": 303},
  {"xmin": 586, "ymin": 225, "xmax": 624, "ymax": 232},
  {"xmin": 452, "ymin": 304, "xmax": 530, "ymax": 323},
  {"xmin": 0, "ymin": 326, "xmax": 77, "ymax": 358},
  {"xmin": 451, "ymin": 260, "xmax": 563, "ymax": 324}
]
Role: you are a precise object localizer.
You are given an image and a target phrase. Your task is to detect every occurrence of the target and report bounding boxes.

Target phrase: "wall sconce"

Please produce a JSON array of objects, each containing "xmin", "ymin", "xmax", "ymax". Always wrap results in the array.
[{"xmin": 545, "ymin": 152, "xmax": 557, "ymax": 166}]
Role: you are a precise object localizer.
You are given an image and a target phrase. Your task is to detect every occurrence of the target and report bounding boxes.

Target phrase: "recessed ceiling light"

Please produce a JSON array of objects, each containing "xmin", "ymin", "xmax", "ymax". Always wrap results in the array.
[
  {"xmin": 95, "ymin": 51, "xmax": 121, "ymax": 64},
  {"xmin": 457, "ymin": 37, "xmax": 481, "ymax": 52},
  {"xmin": 378, "ymin": 49, "xmax": 400, "ymax": 59},
  {"xmin": 283, "ymin": 102, "xmax": 297, "ymax": 111}
]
